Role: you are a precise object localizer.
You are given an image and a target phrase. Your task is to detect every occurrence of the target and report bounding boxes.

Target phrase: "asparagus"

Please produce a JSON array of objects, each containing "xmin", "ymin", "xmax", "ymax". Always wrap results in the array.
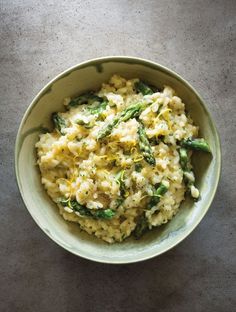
[
  {"xmin": 97, "ymin": 117, "xmax": 119, "ymax": 140},
  {"xmin": 181, "ymin": 138, "xmax": 211, "ymax": 153},
  {"xmin": 178, "ymin": 147, "xmax": 199, "ymax": 199},
  {"xmin": 134, "ymin": 214, "xmax": 148, "ymax": 239},
  {"xmin": 137, "ymin": 123, "xmax": 156, "ymax": 165},
  {"xmin": 60, "ymin": 198, "xmax": 115, "ymax": 219},
  {"xmin": 98, "ymin": 101, "xmax": 149, "ymax": 140},
  {"xmin": 115, "ymin": 170, "xmax": 126, "ymax": 197},
  {"xmin": 75, "ymin": 118, "xmax": 94, "ymax": 129},
  {"xmin": 60, "ymin": 198, "xmax": 92, "ymax": 216},
  {"xmin": 135, "ymin": 182, "xmax": 168, "ymax": 238},
  {"xmin": 87, "ymin": 100, "xmax": 108, "ymax": 116},
  {"xmin": 68, "ymin": 92, "xmax": 103, "ymax": 109},
  {"xmin": 179, "ymin": 147, "xmax": 188, "ymax": 170},
  {"xmin": 94, "ymin": 209, "xmax": 115, "ymax": 219},
  {"xmin": 52, "ymin": 113, "xmax": 66, "ymax": 135},
  {"xmin": 135, "ymin": 81, "xmax": 154, "ymax": 95},
  {"xmin": 75, "ymin": 101, "xmax": 108, "ymax": 128},
  {"xmin": 147, "ymin": 183, "xmax": 169, "ymax": 209},
  {"xmin": 76, "ymin": 101, "xmax": 108, "ymax": 129}
]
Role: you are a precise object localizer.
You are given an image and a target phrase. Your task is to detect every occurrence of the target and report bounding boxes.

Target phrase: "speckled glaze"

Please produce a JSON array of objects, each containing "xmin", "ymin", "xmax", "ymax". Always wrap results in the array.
[{"xmin": 15, "ymin": 56, "xmax": 221, "ymax": 264}]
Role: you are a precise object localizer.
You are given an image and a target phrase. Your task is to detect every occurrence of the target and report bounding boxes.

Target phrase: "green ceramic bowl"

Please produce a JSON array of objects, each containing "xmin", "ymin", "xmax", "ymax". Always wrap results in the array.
[{"xmin": 15, "ymin": 56, "xmax": 221, "ymax": 263}]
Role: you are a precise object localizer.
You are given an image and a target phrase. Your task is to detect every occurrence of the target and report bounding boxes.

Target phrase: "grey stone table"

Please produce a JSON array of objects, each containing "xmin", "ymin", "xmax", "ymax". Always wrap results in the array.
[{"xmin": 0, "ymin": 1, "xmax": 235, "ymax": 311}]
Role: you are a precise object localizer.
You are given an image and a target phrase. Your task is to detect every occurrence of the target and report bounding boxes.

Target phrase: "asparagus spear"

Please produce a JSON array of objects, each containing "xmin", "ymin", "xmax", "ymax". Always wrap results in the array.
[
  {"xmin": 179, "ymin": 147, "xmax": 188, "ymax": 170},
  {"xmin": 87, "ymin": 100, "xmax": 108, "ymax": 116},
  {"xmin": 75, "ymin": 118, "xmax": 95, "ymax": 129},
  {"xmin": 178, "ymin": 147, "xmax": 199, "ymax": 199},
  {"xmin": 181, "ymin": 138, "xmax": 211, "ymax": 153},
  {"xmin": 135, "ymin": 182, "xmax": 168, "ymax": 238},
  {"xmin": 76, "ymin": 101, "xmax": 108, "ymax": 128},
  {"xmin": 137, "ymin": 123, "xmax": 156, "ymax": 165},
  {"xmin": 76, "ymin": 101, "xmax": 108, "ymax": 129},
  {"xmin": 60, "ymin": 198, "xmax": 92, "ymax": 216},
  {"xmin": 98, "ymin": 101, "xmax": 150, "ymax": 140},
  {"xmin": 52, "ymin": 113, "xmax": 66, "ymax": 135},
  {"xmin": 134, "ymin": 214, "xmax": 148, "ymax": 239},
  {"xmin": 135, "ymin": 183, "xmax": 169, "ymax": 238},
  {"xmin": 93, "ymin": 209, "xmax": 115, "ymax": 219},
  {"xmin": 97, "ymin": 117, "xmax": 119, "ymax": 140},
  {"xmin": 68, "ymin": 92, "xmax": 103, "ymax": 108},
  {"xmin": 60, "ymin": 198, "xmax": 115, "ymax": 219},
  {"xmin": 135, "ymin": 81, "xmax": 154, "ymax": 95},
  {"xmin": 147, "ymin": 182, "xmax": 169, "ymax": 209}
]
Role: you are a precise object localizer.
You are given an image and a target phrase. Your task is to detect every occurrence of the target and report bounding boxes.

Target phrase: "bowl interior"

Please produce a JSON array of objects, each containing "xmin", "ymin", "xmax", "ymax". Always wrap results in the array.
[{"xmin": 15, "ymin": 57, "xmax": 221, "ymax": 263}]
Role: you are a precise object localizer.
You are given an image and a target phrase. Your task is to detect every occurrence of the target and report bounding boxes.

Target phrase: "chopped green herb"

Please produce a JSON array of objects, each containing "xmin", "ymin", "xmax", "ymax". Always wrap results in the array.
[
  {"xmin": 115, "ymin": 170, "xmax": 126, "ymax": 197},
  {"xmin": 115, "ymin": 198, "xmax": 125, "ymax": 208},
  {"xmin": 135, "ymin": 163, "xmax": 143, "ymax": 172},
  {"xmin": 147, "ymin": 182, "xmax": 168, "ymax": 209},
  {"xmin": 149, "ymin": 137, "xmax": 158, "ymax": 146}
]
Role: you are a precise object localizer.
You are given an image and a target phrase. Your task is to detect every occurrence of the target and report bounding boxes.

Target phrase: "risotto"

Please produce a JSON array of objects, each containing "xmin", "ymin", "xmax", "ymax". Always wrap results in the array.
[{"xmin": 35, "ymin": 75, "xmax": 211, "ymax": 243}]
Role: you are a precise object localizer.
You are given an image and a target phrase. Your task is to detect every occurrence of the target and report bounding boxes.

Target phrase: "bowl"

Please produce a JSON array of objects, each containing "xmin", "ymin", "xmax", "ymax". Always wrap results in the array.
[{"xmin": 15, "ymin": 56, "xmax": 221, "ymax": 263}]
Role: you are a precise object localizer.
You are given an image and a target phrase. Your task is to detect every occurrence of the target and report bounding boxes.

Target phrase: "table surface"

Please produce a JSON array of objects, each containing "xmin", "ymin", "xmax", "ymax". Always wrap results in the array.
[{"xmin": 1, "ymin": 1, "xmax": 236, "ymax": 311}]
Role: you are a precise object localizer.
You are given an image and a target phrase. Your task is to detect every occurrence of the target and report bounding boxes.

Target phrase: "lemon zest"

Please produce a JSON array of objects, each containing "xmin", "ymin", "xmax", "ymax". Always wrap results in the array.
[
  {"xmin": 157, "ymin": 108, "xmax": 172, "ymax": 119},
  {"xmin": 120, "ymin": 170, "xmax": 125, "ymax": 182},
  {"xmin": 140, "ymin": 194, "xmax": 149, "ymax": 201},
  {"xmin": 97, "ymin": 155, "xmax": 108, "ymax": 159},
  {"xmin": 124, "ymin": 191, "xmax": 129, "ymax": 198},
  {"xmin": 56, "ymin": 178, "xmax": 71, "ymax": 185},
  {"xmin": 134, "ymin": 155, "xmax": 144, "ymax": 162}
]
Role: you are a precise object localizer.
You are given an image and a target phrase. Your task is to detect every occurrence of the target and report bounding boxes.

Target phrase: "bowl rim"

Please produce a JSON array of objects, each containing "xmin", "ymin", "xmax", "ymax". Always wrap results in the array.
[{"xmin": 15, "ymin": 56, "xmax": 222, "ymax": 264}]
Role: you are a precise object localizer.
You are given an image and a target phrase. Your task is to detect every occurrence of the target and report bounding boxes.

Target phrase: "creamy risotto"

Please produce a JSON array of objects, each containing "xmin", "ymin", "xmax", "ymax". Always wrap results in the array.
[{"xmin": 36, "ymin": 75, "xmax": 211, "ymax": 243}]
